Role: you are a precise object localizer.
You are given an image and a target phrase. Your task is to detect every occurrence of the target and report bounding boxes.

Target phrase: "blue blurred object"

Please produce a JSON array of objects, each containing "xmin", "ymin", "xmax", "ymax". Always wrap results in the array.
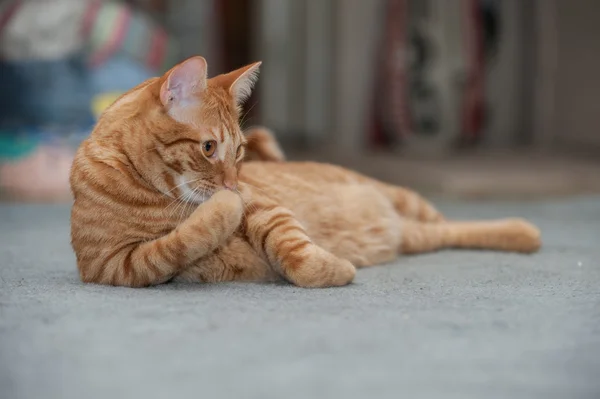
[
  {"xmin": 0, "ymin": 53, "xmax": 153, "ymax": 160},
  {"xmin": 90, "ymin": 54, "xmax": 154, "ymax": 97},
  {"xmin": 0, "ymin": 53, "xmax": 153, "ymax": 127},
  {"xmin": 0, "ymin": 53, "xmax": 95, "ymax": 128}
]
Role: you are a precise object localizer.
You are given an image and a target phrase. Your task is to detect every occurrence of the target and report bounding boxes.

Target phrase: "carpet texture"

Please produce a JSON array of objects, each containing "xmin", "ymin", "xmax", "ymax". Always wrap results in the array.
[{"xmin": 1, "ymin": 198, "xmax": 599, "ymax": 399}]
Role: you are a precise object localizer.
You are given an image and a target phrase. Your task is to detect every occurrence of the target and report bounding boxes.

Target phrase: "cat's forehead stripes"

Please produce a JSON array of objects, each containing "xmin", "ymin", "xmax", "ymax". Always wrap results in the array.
[
  {"xmin": 206, "ymin": 127, "xmax": 219, "ymax": 141},
  {"xmin": 217, "ymin": 129, "xmax": 231, "ymax": 160},
  {"xmin": 219, "ymin": 126, "xmax": 225, "ymax": 142}
]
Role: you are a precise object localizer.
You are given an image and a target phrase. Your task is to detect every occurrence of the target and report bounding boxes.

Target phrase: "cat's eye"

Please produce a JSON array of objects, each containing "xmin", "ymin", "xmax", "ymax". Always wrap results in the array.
[{"xmin": 202, "ymin": 140, "xmax": 217, "ymax": 157}]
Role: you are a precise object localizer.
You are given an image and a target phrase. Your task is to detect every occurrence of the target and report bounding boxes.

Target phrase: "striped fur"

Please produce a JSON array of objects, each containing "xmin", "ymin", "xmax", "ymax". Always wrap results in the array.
[{"xmin": 70, "ymin": 56, "xmax": 541, "ymax": 288}]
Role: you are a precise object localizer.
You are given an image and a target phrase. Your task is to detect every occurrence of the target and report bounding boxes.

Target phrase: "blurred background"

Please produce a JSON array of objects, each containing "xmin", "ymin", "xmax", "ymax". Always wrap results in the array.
[{"xmin": 1, "ymin": 0, "xmax": 599, "ymax": 202}]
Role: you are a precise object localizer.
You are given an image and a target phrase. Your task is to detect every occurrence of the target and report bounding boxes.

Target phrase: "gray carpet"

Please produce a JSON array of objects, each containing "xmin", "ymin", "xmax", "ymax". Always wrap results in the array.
[{"xmin": 1, "ymin": 198, "xmax": 599, "ymax": 399}]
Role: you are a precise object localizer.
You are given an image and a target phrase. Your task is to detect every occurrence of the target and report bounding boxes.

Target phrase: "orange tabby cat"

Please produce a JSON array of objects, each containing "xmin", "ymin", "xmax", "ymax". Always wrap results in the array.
[{"xmin": 70, "ymin": 56, "xmax": 541, "ymax": 288}]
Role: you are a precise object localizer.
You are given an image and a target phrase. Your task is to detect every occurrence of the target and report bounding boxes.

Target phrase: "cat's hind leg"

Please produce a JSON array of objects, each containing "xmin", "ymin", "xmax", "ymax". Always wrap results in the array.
[
  {"xmin": 242, "ymin": 190, "xmax": 356, "ymax": 288},
  {"xmin": 399, "ymin": 218, "xmax": 541, "ymax": 254},
  {"xmin": 374, "ymin": 183, "xmax": 445, "ymax": 223}
]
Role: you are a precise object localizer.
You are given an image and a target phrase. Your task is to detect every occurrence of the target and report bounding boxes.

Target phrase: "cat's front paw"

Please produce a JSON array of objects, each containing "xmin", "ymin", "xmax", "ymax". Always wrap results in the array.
[
  {"xmin": 192, "ymin": 190, "xmax": 243, "ymax": 235},
  {"xmin": 285, "ymin": 245, "xmax": 356, "ymax": 288}
]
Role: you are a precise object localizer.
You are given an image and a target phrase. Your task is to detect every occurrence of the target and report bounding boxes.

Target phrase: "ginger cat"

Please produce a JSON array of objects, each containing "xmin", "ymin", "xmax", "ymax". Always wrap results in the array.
[{"xmin": 70, "ymin": 56, "xmax": 541, "ymax": 288}]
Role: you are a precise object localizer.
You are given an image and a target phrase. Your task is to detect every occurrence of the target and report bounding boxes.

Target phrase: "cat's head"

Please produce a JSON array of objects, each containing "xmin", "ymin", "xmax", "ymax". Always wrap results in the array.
[{"xmin": 98, "ymin": 56, "xmax": 260, "ymax": 202}]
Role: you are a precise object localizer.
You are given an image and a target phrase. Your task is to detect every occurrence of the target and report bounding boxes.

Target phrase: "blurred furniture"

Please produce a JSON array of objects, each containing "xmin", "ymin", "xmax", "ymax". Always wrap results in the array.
[
  {"xmin": 253, "ymin": 0, "xmax": 600, "ymax": 156},
  {"xmin": 255, "ymin": 0, "xmax": 388, "ymax": 150},
  {"xmin": 166, "ymin": 0, "xmax": 222, "ymax": 73},
  {"xmin": 531, "ymin": 0, "xmax": 600, "ymax": 152}
]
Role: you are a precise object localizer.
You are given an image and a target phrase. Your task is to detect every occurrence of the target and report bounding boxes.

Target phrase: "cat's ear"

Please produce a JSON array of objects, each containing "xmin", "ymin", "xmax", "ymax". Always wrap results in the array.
[
  {"xmin": 229, "ymin": 62, "xmax": 261, "ymax": 105},
  {"xmin": 160, "ymin": 56, "xmax": 208, "ymax": 107},
  {"xmin": 210, "ymin": 62, "xmax": 261, "ymax": 106}
]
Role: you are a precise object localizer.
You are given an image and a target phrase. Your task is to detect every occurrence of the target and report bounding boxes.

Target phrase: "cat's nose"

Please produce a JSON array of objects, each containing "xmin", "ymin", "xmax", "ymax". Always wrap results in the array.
[
  {"xmin": 224, "ymin": 180, "xmax": 237, "ymax": 190},
  {"xmin": 223, "ymin": 167, "xmax": 237, "ymax": 190}
]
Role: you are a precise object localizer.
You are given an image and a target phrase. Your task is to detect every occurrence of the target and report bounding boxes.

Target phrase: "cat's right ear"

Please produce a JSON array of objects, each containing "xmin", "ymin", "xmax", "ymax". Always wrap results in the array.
[{"xmin": 160, "ymin": 56, "xmax": 208, "ymax": 108}]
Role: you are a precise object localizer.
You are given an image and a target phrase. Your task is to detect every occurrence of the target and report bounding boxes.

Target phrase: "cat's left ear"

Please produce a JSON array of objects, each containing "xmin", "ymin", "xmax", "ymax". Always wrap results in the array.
[
  {"xmin": 212, "ymin": 62, "xmax": 261, "ymax": 106},
  {"xmin": 160, "ymin": 56, "xmax": 208, "ymax": 108}
]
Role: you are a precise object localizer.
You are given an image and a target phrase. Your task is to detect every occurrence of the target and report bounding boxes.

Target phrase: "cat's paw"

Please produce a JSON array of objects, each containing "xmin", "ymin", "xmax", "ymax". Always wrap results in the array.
[
  {"xmin": 285, "ymin": 245, "xmax": 356, "ymax": 288},
  {"xmin": 193, "ymin": 190, "xmax": 243, "ymax": 234},
  {"xmin": 210, "ymin": 189, "xmax": 243, "ymax": 210}
]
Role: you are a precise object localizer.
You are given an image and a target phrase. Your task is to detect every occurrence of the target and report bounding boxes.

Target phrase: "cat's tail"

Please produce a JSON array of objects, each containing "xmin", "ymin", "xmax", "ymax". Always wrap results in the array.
[
  {"xmin": 400, "ymin": 218, "xmax": 541, "ymax": 254},
  {"xmin": 244, "ymin": 126, "xmax": 286, "ymax": 162}
]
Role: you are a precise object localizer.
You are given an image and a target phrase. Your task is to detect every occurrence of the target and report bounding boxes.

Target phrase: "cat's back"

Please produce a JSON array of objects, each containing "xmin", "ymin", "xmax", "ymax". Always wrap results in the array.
[
  {"xmin": 239, "ymin": 161, "xmax": 361, "ymax": 188},
  {"xmin": 239, "ymin": 160, "xmax": 372, "ymax": 217}
]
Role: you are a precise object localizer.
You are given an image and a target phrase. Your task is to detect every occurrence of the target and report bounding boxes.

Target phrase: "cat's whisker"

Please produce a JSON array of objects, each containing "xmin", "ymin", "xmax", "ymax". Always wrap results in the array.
[
  {"xmin": 180, "ymin": 184, "xmax": 213, "ymax": 224},
  {"xmin": 169, "ymin": 185, "xmax": 196, "ymax": 220},
  {"xmin": 233, "ymin": 188, "xmax": 249, "ymax": 222},
  {"xmin": 176, "ymin": 190, "xmax": 189, "ymax": 223},
  {"xmin": 239, "ymin": 181, "xmax": 271, "ymax": 198},
  {"xmin": 164, "ymin": 192, "xmax": 185, "ymax": 214},
  {"xmin": 178, "ymin": 193, "xmax": 193, "ymax": 224},
  {"xmin": 164, "ymin": 179, "xmax": 207, "ymax": 220},
  {"xmin": 164, "ymin": 185, "xmax": 192, "ymax": 212},
  {"xmin": 183, "ymin": 185, "xmax": 205, "ymax": 221},
  {"xmin": 235, "ymin": 183, "xmax": 264, "ymax": 220},
  {"xmin": 164, "ymin": 177, "xmax": 202, "ymax": 197},
  {"xmin": 195, "ymin": 187, "xmax": 209, "ymax": 227},
  {"xmin": 236, "ymin": 189, "xmax": 258, "ymax": 223},
  {"xmin": 239, "ymin": 101, "xmax": 258, "ymax": 129},
  {"xmin": 180, "ymin": 188, "xmax": 200, "ymax": 221},
  {"xmin": 164, "ymin": 179, "xmax": 198, "ymax": 210},
  {"xmin": 168, "ymin": 195, "xmax": 187, "ymax": 220}
]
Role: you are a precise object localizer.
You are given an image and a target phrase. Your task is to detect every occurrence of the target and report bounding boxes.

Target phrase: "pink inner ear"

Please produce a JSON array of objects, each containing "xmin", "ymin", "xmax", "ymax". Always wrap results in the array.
[
  {"xmin": 161, "ymin": 57, "xmax": 208, "ymax": 106},
  {"xmin": 159, "ymin": 81, "xmax": 171, "ymax": 105}
]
